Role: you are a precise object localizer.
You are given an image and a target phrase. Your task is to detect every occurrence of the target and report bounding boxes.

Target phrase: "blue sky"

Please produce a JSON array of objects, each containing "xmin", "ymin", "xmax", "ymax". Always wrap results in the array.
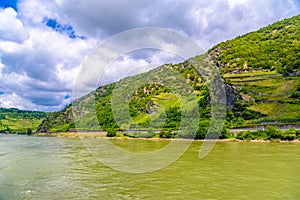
[
  {"xmin": 0, "ymin": 0, "xmax": 18, "ymax": 10},
  {"xmin": 0, "ymin": 0, "xmax": 299, "ymax": 111}
]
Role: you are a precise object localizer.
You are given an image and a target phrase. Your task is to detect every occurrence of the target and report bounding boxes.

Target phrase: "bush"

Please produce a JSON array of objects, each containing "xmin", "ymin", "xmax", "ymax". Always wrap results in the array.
[
  {"xmin": 106, "ymin": 129, "xmax": 117, "ymax": 137},
  {"xmin": 236, "ymin": 130, "xmax": 255, "ymax": 140},
  {"xmin": 219, "ymin": 128, "xmax": 231, "ymax": 139},
  {"xmin": 242, "ymin": 110, "xmax": 260, "ymax": 120},
  {"xmin": 281, "ymin": 128, "xmax": 297, "ymax": 140},
  {"xmin": 296, "ymin": 130, "xmax": 300, "ymax": 139},
  {"xmin": 195, "ymin": 121, "xmax": 209, "ymax": 139},
  {"xmin": 253, "ymin": 130, "xmax": 268, "ymax": 139},
  {"xmin": 159, "ymin": 129, "xmax": 175, "ymax": 138},
  {"xmin": 266, "ymin": 126, "xmax": 281, "ymax": 139},
  {"xmin": 290, "ymin": 92, "xmax": 300, "ymax": 99},
  {"xmin": 27, "ymin": 128, "xmax": 32, "ymax": 135}
]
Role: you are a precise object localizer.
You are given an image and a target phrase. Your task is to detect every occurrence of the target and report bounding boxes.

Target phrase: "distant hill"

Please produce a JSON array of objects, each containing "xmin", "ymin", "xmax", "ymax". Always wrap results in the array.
[
  {"xmin": 37, "ymin": 14, "xmax": 300, "ymax": 138},
  {"xmin": 0, "ymin": 108, "xmax": 47, "ymax": 134}
]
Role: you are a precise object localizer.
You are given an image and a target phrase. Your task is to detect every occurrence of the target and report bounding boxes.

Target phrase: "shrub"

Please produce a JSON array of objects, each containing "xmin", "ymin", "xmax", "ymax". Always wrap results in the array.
[
  {"xmin": 159, "ymin": 129, "xmax": 175, "ymax": 138},
  {"xmin": 266, "ymin": 126, "xmax": 281, "ymax": 139},
  {"xmin": 195, "ymin": 121, "xmax": 209, "ymax": 139},
  {"xmin": 219, "ymin": 128, "xmax": 231, "ymax": 139},
  {"xmin": 281, "ymin": 128, "xmax": 297, "ymax": 140},
  {"xmin": 242, "ymin": 110, "xmax": 260, "ymax": 120},
  {"xmin": 296, "ymin": 130, "xmax": 300, "ymax": 139},
  {"xmin": 106, "ymin": 129, "xmax": 117, "ymax": 137},
  {"xmin": 244, "ymin": 131, "xmax": 255, "ymax": 140},
  {"xmin": 254, "ymin": 130, "xmax": 268, "ymax": 139},
  {"xmin": 27, "ymin": 128, "xmax": 32, "ymax": 135},
  {"xmin": 290, "ymin": 92, "xmax": 300, "ymax": 99}
]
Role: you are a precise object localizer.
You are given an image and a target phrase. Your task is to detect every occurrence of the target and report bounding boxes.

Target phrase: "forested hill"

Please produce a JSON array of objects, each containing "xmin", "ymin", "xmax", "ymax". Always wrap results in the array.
[
  {"xmin": 209, "ymin": 15, "xmax": 299, "ymax": 74},
  {"xmin": 0, "ymin": 108, "xmax": 47, "ymax": 133},
  {"xmin": 37, "ymin": 14, "xmax": 300, "ymax": 137}
]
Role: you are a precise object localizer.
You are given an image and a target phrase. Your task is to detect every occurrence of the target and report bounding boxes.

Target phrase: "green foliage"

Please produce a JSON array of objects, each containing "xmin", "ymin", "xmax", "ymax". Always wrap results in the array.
[
  {"xmin": 37, "ymin": 105, "xmax": 74, "ymax": 132},
  {"xmin": 219, "ymin": 128, "xmax": 232, "ymax": 139},
  {"xmin": 27, "ymin": 128, "xmax": 32, "ymax": 135},
  {"xmin": 51, "ymin": 123, "xmax": 72, "ymax": 132},
  {"xmin": 209, "ymin": 15, "xmax": 300, "ymax": 73},
  {"xmin": 159, "ymin": 129, "xmax": 176, "ymax": 138},
  {"xmin": 236, "ymin": 131, "xmax": 255, "ymax": 140},
  {"xmin": 195, "ymin": 120, "xmax": 209, "ymax": 139},
  {"xmin": 36, "ymin": 15, "xmax": 300, "ymax": 138},
  {"xmin": 236, "ymin": 126, "xmax": 300, "ymax": 141},
  {"xmin": 266, "ymin": 126, "xmax": 282, "ymax": 139},
  {"xmin": 106, "ymin": 128, "xmax": 117, "ymax": 137},
  {"xmin": 236, "ymin": 130, "xmax": 268, "ymax": 140},
  {"xmin": 290, "ymin": 92, "xmax": 300, "ymax": 99},
  {"xmin": 0, "ymin": 108, "xmax": 46, "ymax": 133},
  {"xmin": 281, "ymin": 128, "xmax": 297, "ymax": 140},
  {"xmin": 0, "ymin": 108, "xmax": 47, "ymax": 120},
  {"xmin": 163, "ymin": 106, "xmax": 181, "ymax": 129},
  {"xmin": 225, "ymin": 69, "xmax": 300, "ymax": 126},
  {"xmin": 242, "ymin": 109, "xmax": 261, "ymax": 120}
]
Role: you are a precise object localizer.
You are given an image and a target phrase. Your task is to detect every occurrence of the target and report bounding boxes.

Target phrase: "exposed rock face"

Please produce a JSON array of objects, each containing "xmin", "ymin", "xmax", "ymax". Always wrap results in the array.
[
  {"xmin": 208, "ymin": 47, "xmax": 226, "ymax": 69},
  {"xmin": 224, "ymin": 83, "xmax": 239, "ymax": 108},
  {"xmin": 37, "ymin": 121, "xmax": 48, "ymax": 133}
]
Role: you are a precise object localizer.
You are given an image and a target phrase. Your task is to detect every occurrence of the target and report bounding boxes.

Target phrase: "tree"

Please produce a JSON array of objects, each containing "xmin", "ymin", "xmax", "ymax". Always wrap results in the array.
[
  {"xmin": 106, "ymin": 128, "xmax": 117, "ymax": 137},
  {"xmin": 219, "ymin": 128, "xmax": 231, "ymax": 139},
  {"xmin": 27, "ymin": 128, "xmax": 32, "ymax": 135}
]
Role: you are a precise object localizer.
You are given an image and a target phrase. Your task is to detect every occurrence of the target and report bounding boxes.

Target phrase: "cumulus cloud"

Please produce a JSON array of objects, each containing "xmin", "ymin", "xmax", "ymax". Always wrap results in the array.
[
  {"xmin": 55, "ymin": 0, "xmax": 299, "ymax": 48},
  {"xmin": 0, "ymin": 7, "xmax": 28, "ymax": 43},
  {"xmin": 0, "ymin": 92, "xmax": 71, "ymax": 111},
  {"xmin": 0, "ymin": 4, "xmax": 96, "ymax": 110},
  {"xmin": 0, "ymin": 0, "xmax": 299, "ymax": 111}
]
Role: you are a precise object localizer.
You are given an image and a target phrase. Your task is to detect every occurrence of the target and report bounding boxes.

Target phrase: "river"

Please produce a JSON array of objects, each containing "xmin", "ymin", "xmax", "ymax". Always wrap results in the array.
[{"xmin": 0, "ymin": 135, "xmax": 300, "ymax": 199}]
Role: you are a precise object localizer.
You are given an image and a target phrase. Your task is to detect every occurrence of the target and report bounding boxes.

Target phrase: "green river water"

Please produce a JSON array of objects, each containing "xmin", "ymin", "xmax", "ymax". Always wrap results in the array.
[{"xmin": 0, "ymin": 135, "xmax": 300, "ymax": 199}]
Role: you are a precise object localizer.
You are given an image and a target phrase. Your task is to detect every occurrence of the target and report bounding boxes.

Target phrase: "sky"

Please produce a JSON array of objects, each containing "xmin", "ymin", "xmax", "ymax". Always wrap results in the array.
[{"xmin": 0, "ymin": 0, "xmax": 299, "ymax": 111}]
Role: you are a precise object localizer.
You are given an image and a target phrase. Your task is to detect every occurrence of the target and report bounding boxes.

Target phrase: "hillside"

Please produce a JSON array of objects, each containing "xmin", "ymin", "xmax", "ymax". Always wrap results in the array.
[
  {"xmin": 209, "ymin": 15, "xmax": 299, "ymax": 74},
  {"xmin": 0, "ymin": 108, "xmax": 47, "ymax": 134},
  {"xmin": 38, "ymin": 59, "xmax": 214, "ymax": 139},
  {"xmin": 37, "ymin": 14, "xmax": 300, "ymax": 138}
]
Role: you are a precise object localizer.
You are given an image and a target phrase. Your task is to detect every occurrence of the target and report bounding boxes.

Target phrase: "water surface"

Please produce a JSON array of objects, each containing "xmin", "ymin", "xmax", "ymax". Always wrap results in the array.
[{"xmin": 1, "ymin": 135, "xmax": 300, "ymax": 199}]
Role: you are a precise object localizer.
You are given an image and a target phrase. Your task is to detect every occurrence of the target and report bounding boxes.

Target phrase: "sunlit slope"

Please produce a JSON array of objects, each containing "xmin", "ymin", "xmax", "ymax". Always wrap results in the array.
[{"xmin": 37, "ymin": 14, "xmax": 300, "ymax": 134}]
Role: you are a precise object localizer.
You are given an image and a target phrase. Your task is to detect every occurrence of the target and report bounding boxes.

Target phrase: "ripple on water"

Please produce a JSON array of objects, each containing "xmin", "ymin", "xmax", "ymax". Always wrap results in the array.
[{"xmin": 0, "ymin": 135, "xmax": 300, "ymax": 199}]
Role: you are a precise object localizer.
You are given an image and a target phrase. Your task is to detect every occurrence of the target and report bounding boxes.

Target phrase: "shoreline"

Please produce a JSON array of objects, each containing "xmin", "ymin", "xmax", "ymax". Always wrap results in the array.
[{"xmin": 31, "ymin": 132, "xmax": 300, "ymax": 143}]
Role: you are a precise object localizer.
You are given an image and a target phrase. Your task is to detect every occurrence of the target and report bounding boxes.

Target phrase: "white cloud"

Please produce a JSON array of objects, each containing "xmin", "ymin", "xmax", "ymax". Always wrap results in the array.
[
  {"xmin": 0, "ymin": 92, "xmax": 71, "ymax": 111},
  {"xmin": 0, "ymin": 8, "xmax": 29, "ymax": 43},
  {"xmin": 51, "ymin": 0, "xmax": 300, "ymax": 49},
  {"xmin": 0, "ymin": 7, "xmax": 97, "ymax": 111}
]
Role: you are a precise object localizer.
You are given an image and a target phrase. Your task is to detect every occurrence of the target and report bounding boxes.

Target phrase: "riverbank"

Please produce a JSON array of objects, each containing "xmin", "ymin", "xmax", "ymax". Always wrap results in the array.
[{"xmin": 32, "ymin": 132, "xmax": 300, "ymax": 143}]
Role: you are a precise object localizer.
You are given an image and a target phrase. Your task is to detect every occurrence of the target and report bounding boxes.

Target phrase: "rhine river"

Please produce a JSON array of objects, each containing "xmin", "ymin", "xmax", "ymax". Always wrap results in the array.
[{"xmin": 1, "ymin": 135, "xmax": 300, "ymax": 199}]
